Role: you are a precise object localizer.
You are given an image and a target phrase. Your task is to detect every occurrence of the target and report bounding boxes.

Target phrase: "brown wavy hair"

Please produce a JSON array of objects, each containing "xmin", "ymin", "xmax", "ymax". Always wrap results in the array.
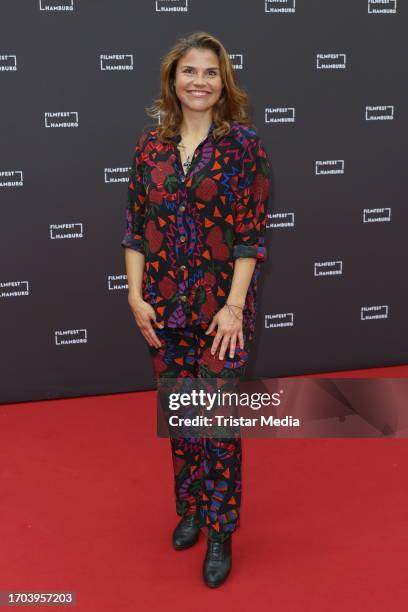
[{"xmin": 145, "ymin": 31, "xmax": 255, "ymax": 144}]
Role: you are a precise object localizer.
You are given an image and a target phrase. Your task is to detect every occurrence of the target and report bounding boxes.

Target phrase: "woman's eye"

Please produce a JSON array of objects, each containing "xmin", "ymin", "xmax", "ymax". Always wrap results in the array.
[{"xmin": 182, "ymin": 68, "xmax": 218, "ymax": 76}]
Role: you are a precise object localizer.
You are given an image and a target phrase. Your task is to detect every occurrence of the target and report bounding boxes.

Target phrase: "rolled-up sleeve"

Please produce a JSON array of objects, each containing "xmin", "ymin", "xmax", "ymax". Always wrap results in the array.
[
  {"xmin": 232, "ymin": 136, "xmax": 271, "ymax": 263},
  {"xmin": 120, "ymin": 133, "xmax": 147, "ymax": 254}
]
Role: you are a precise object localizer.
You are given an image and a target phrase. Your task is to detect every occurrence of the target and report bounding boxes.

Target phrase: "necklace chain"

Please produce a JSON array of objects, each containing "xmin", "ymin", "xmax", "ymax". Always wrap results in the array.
[
  {"xmin": 178, "ymin": 142, "xmax": 194, "ymax": 175},
  {"xmin": 176, "ymin": 123, "xmax": 213, "ymax": 175}
]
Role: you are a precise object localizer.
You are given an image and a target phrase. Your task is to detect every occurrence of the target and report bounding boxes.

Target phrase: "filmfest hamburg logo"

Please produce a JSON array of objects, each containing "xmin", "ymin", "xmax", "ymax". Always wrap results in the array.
[
  {"xmin": 265, "ymin": 0, "xmax": 296, "ymax": 13},
  {"xmin": 268, "ymin": 212, "xmax": 295, "ymax": 228},
  {"xmin": 363, "ymin": 208, "xmax": 391, "ymax": 223},
  {"xmin": 105, "ymin": 167, "xmax": 130, "ymax": 183},
  {"xmin": 315, "ymin": 160, "xmax": 344, "ymax": 175},
  {"xmin": 265, "ymin": 313, "xmax": 294, "ymax": 329},
  {"xmin": 39, "ymin": 0, "xmax": 74, "ymax": 10},
  {"xmin": 0, "ymin": 280, "xmax": 30, "ymax": 298},
  {"xmin": 316, "ymin": 53, "xmax": 346, "ymax": 69},
  {"xmin": 229, "ymin": 54, "xmax": 243, "ymax": 70},
  {"xmin": 100, "ymin": 54, "xmax": 134, "ymax": 71},
  {"xmin": 108, "ymin": 274, "xmax": 128, "ymax": 291},
  {"xmin": 44, "ymin": 112, "xmax": 78, "ymax": 128},
  {"xmin": 55, "ymin": 329, "xmax": 88, "ymax": 345},
  {"xmin": 156, "ymin": 0, "xmax": 188, "ymax": 12},
  {"xmin": 50, "ymin": 223, "xmax": 83, "ymax": 239},
  {"xmin": 0, "ymin": 55, "xmax": 17, "ymax": 71},
  {"xmin": 361, "ymin": 305, "xmax": 389, "ymax": 320},
  {"xmin": 0, "ymin": 170, "xmax": 23, "ymax": 187},
  {"xmin": 365, "ymin": 105, "xmax": 394, "ymax": 120},
  {"xmin": 265, "ymin": 107, "xmax": 295, "ymax": 123},
  {"xmin": 368, "ymin": 0, "xmax": 397, "ymax": 13},
  {"xmin": 314, "ymin": 261, "xmax": 343, "ymax": 276}
]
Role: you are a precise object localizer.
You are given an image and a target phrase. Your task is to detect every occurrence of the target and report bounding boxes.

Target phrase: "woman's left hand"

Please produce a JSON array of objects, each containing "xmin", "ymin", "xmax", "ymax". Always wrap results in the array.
[{"xmin": 205, "ymin": 304, "xmax": 244, "ymax": 360}]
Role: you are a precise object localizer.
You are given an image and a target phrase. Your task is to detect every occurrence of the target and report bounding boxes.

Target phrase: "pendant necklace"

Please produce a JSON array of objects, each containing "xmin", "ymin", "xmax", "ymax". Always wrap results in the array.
[{"xmin": 177, "ymin": 142, "xmax": 194, "ymax": 176}]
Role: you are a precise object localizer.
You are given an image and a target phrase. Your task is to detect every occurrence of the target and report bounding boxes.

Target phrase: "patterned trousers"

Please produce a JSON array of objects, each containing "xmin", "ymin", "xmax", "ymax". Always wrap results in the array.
[{"xmin": 148, "ymin": 319, "xmax": 254, "ymax": 542}]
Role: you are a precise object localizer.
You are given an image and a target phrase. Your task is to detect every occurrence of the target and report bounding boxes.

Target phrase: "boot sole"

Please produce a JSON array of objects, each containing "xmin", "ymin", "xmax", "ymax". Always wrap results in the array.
[
  {"xmin": 172, "ymin": 532, "xmax": 200, "ymax": 550},
  {"xmin": 203, "ymin": 568, "xmax": 231, "ymax": 588}
]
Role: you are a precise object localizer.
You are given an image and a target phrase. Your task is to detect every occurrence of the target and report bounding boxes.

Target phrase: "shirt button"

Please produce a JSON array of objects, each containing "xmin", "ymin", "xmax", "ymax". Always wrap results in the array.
[
  {"xmin": 179, "ymin": 264, "xmax": 187, "ymax": 271},
  {"xmin": 178, "ymin": 205, "xmax": 186, "ymax": 212},
  {"xmin": 179, "ymin": 235, "xmax": 186, "ymax": 243},
  {"xmin": 180, "ymin": 295, "xmax": 188, "ymax": 302}
]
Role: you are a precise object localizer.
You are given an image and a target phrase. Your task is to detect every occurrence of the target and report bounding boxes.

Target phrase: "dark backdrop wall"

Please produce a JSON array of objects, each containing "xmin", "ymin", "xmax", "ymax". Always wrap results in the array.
[{"xmin": 1, "ymin": 0, "xmax": 407, "ymax": 404}]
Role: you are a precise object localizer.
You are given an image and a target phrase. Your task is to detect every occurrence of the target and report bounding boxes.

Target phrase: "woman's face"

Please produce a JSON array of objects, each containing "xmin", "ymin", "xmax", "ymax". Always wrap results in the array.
[{"xmin": 174, "ymin": 48, "xmax": 223, "ymax": 115}]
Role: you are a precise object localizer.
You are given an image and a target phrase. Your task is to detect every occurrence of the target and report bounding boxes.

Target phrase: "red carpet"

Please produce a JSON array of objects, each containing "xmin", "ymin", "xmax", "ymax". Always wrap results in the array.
[{"xmin": 1, "ymin": 365, "xmax": 407, "ymax": 611}]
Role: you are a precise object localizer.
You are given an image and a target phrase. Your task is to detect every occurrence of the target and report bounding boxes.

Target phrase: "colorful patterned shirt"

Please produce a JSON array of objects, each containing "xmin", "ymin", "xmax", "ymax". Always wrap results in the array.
[{"xmin": 121, "ymin": 120, "xmax": 271, "ymax": 331}]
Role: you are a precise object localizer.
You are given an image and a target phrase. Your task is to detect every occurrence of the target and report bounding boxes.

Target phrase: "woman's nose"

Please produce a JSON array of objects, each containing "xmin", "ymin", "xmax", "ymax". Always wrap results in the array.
[{"xmin": 192, "ymin": 75, "xmax": 207, "ymax": 85}]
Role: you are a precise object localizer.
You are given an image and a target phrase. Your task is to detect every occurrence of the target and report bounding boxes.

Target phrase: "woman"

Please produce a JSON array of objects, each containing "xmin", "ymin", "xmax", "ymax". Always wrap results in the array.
[{"xmin": 121, "ymin": 31, "xmax": 271, "ymax": 588}]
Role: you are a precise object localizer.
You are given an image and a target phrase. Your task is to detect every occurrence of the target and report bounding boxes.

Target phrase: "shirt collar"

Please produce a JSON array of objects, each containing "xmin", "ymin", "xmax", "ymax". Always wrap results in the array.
[{"xmin": 169, "ymin": 120, "xmax": 216, "ymax": 143}]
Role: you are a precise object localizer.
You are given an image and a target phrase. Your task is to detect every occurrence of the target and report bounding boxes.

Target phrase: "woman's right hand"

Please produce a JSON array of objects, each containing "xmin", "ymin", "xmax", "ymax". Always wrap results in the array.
[{"xmin": 128, "ymin": 294, "xmax": 164, "ymax": 348}]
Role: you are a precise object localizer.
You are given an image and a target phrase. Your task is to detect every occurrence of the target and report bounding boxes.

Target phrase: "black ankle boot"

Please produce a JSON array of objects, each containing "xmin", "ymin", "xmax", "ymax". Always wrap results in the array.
[
  {"xmin": 202, "ymin": 535, "xmax": 232, "ymax": 587},
  {"xmin": 172, "ymin": 514, "xmax": 200, "ymax": 550}
]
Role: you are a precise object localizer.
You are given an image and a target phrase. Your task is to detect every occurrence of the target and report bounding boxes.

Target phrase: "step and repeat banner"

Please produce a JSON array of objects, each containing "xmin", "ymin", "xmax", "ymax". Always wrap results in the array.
[{"xmin": 0, "ymin": 1, "xmax": 406, "ymax": 404}]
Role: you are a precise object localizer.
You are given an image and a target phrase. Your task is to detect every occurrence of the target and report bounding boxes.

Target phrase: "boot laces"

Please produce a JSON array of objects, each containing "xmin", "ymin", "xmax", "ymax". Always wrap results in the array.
[{"xmin": 208, "ymin": 540, "xmax": 224, "ymax": 561}]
